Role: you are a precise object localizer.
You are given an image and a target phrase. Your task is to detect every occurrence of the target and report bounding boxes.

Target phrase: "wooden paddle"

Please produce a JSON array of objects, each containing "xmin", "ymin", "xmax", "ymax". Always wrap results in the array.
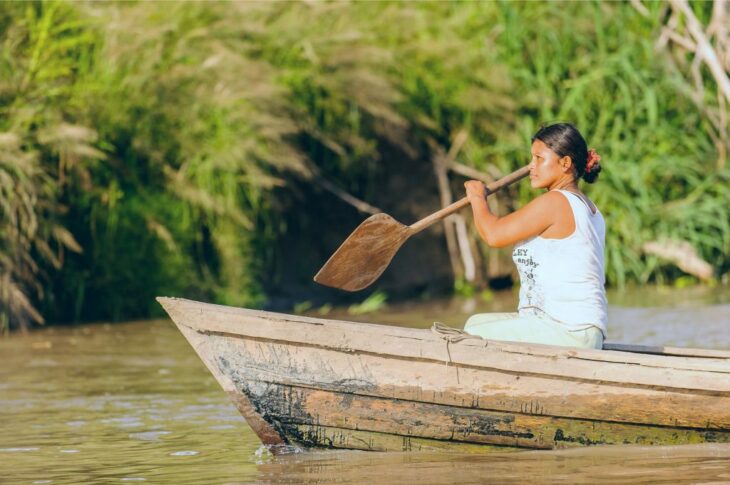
[{"xmin": 314, "ymin": 165, "xmax": 530, "ymax": 291}]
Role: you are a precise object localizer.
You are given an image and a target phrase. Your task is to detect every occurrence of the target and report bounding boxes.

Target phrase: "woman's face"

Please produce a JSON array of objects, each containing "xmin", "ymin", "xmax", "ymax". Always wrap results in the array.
[{"xmin": 529, "ymin": 139, "xmax": 570, "ymax": 189}]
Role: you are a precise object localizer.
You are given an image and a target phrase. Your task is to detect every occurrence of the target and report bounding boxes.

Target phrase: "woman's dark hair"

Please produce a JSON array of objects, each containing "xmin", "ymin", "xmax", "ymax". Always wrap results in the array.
[{"xmin": 531, "ymin": 123, "xmax": 601, "ymax": 183}]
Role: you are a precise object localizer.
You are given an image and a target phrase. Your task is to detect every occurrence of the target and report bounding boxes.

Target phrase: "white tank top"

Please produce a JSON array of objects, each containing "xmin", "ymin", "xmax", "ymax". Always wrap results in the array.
[{"xmin": 512, "ymin": 190, "xmax": 608, "ymax": 336}]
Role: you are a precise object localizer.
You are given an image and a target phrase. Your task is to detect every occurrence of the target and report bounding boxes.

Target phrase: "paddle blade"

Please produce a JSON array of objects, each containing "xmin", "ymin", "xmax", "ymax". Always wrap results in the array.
[{"xmin": 314, "ymin": 213, "xmax": 411, "ymax": 292}]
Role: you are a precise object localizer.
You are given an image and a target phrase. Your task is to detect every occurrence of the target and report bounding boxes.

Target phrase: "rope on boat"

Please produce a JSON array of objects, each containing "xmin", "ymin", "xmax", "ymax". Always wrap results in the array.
[
  {"xmin": 431, "ymin": 322, "xmax": 485, "ymax": 344},
  {"xmin": 431, "ymin": 322, "xmax": 487, "ymax": 385}
]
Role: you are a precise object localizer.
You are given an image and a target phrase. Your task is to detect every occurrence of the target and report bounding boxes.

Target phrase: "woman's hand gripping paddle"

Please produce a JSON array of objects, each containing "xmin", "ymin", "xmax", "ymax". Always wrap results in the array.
[{"xmin": 314, "ymin": 165, "xmax": 530, "ymax": 291}]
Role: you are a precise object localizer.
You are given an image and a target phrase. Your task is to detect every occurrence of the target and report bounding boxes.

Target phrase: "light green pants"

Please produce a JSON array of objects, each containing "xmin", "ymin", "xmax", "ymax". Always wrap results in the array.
[{"xmin": 463, "ymin": 312, "xmax": 604, "ymax": 349}]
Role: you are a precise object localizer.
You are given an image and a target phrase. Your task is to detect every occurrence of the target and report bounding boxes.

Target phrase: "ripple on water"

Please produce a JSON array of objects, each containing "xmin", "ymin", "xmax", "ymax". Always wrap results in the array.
[
  {"xmin": 207, "ymin": 424, "xmax": 235, "ymax": 430},
  {"xmin": 129, "ymin": 431, "xmax": 172, "ymax": 441},
  {"xmin": 170, "ymin": 450, "xmax": 199, "ymax": 456},
  {"xmin": 101, "ymin": 416, "xmax": 143, "ymax": 428},
  {"xmin": 0, "ymin": 447, "xmax": 40, "ymax": 452}
]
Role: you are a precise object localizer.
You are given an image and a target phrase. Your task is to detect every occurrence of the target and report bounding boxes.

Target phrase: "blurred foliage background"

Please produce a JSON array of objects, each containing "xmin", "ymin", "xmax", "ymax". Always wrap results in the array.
[{"xmin": 1, "ymin": 1, "xmax": 728, "ymax": 331}]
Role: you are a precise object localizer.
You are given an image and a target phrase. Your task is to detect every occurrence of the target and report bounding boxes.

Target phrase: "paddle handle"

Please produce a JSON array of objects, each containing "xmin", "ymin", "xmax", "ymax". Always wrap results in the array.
[{"xmin": 409, "ymin": 165, "xmax": 530, "ymax": 235}]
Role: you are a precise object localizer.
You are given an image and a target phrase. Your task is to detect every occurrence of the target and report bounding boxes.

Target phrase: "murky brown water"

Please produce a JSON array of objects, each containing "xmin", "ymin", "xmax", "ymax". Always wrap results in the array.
[{"xmin": 2, "ymin": 286, "xmax": 730, "ymax": 484}]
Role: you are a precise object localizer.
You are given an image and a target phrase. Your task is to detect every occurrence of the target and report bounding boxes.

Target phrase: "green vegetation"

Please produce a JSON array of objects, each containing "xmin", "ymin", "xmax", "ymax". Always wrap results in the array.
[
  {"xmin": 1, "ymin": 1, "xmax": 728, "ymax": 331},
  {"xmin": 348, "ymin": 291, "xmax": 388, "ymax": 316}
]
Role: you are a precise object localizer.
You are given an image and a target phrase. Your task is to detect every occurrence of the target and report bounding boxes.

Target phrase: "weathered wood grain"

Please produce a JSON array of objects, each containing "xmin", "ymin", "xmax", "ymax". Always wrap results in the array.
[
  {"xmin": 246, "ymin": 383, "xmax": 730, "ymax": 450},
  {"xmin": 162, "ymin": 298, "xmax": 730, "ymax": 393},
  {"xmin": 206, "ymin": 332, "xmax": 730, "ymax": 429},
  {"xmin": 159, "ymin": 297, "xmax": 730, "ymax": 453},
  {"xmin": 283, "ymin": 424, "xmax": 510, "ymax": 452}
]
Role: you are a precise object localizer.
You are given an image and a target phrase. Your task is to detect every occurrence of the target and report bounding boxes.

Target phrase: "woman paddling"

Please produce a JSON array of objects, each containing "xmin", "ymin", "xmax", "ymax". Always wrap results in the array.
[{"xmin": 463, "ymin": 122, "xmax": 606, "ymax": 349}]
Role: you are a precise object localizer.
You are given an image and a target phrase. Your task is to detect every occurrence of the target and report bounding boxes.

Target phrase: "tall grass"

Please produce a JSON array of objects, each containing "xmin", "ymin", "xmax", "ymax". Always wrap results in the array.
[
  {"xmin": 0, "ymin": 2, "xmax": 97, "ymax": 330},
  {"xmin": 444, "ymin": 1, "xmax": 730, "ymax": 286},
  {"xmin": 0, "ymin": 1, "xmax": 727, "ymax": 330}
]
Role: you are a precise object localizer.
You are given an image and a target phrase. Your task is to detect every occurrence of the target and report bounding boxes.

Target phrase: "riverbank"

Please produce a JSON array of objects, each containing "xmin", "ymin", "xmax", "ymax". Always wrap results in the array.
[{"xmin": 2, "ymin": 1, "xmax": 729, "ymax": 332}]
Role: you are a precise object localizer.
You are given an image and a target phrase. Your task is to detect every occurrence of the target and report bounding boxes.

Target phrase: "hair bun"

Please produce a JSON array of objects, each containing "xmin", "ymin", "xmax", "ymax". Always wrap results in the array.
[{"xmin": 586, "ymin": 149, "xmax": 601, "ymax": 173}]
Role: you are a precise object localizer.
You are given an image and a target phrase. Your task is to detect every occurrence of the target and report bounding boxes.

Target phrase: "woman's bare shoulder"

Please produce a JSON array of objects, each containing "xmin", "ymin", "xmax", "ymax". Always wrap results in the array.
[{"xmin": 525, "ymin": 190, "xmax": 571, "ymax": 212}]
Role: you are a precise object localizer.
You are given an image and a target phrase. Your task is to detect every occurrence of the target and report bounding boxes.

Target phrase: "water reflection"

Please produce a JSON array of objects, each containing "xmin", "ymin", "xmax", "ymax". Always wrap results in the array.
[
  {"xmin": 256, "ymin": 444, "xmax": 730, "ymax": 484},
  {"xmin": 0, "ymin": 320, "xmax": 263, "ymax": 483},
  {"xmin": 1, "ymin": 287, "xmax": 729, "ymax": 483}
]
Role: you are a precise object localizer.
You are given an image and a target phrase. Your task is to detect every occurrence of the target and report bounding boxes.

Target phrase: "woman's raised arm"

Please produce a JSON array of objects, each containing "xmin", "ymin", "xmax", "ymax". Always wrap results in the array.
[{"xmin": 464, "ymin": 181, "xmax": 563, "ymax": 248}]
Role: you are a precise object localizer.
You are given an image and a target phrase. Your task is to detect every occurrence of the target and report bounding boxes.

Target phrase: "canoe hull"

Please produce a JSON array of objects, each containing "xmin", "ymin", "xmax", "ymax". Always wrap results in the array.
[{"xmin": 161, "ymin": 297, "xmax": 730, "ymax": 453}]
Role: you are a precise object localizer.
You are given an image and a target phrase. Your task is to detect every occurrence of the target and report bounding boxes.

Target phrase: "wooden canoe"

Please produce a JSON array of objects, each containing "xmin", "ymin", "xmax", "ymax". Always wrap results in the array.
[{"xmin": 157, "ymin": 297, "xmax": 730, "ymax": 453}]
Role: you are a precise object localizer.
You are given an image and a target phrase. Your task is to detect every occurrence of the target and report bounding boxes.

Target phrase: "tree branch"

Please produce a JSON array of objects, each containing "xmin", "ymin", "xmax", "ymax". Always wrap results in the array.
[{"xmin": 669, "ymin": 0, "xmax": 730, "ymax": 105}]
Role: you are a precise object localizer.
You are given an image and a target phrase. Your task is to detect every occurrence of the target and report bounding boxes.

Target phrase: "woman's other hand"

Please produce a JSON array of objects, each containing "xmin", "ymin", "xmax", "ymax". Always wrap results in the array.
[{"xmin": 465, "ymin": 180, "xmax": 487, "ymax": 204}]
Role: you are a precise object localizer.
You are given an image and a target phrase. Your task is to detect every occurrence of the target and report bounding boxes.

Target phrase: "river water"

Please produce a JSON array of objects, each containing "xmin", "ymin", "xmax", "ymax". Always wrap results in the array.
[{"xmin": 1, "ymin": 286, "xmax": 730, "ymax": 484}]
